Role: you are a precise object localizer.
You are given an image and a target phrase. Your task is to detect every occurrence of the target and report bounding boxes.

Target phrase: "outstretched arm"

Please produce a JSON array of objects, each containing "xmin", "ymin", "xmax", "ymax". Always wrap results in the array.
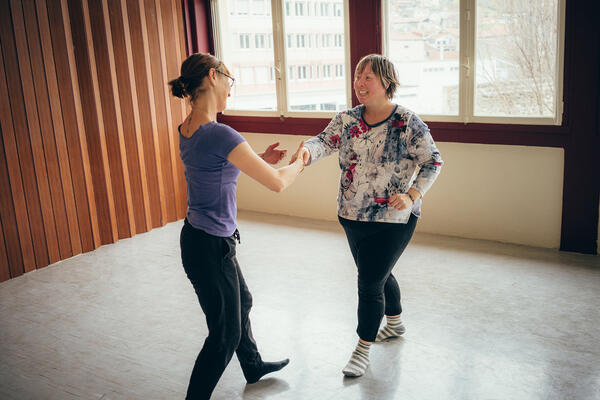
[{"xmin": 228, "ymin": 141, "xmax": 305, "ymax": 193}]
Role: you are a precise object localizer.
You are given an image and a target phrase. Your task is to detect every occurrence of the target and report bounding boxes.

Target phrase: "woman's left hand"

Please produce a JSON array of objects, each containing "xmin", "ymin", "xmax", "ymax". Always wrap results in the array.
[
  {"xmin": 260, "ymin": 142, "xmax": 287, "ymax": 164},
  {"xmin": 388, "ymin": 193, "xmax": 413, "ymax": 210}
]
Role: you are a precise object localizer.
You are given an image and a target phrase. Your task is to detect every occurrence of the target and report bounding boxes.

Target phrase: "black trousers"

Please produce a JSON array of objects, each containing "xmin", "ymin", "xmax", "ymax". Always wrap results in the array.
[
  {"xmin": 339, "ymin": 214, "xmax": 418, "ymax": 342},
  {"xmin": 180, "ymin": 220, "xmax": 262, "ymax": 400}
]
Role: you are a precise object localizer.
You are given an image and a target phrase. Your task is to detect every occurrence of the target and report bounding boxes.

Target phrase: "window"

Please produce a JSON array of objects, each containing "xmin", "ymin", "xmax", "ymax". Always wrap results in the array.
[
  {"xmin": 283, "ymin": 1, "xmax": 347, "ymax": 112},
  {"xmin": 333, "ymin": 2, "xmax": 343, "ymax": 17},
  {"xmin": 216, "ymin": 1, "xmax": 277, "ymax": 110},
  {"xmin": 334, "ymin": 33, "xmax": 343, "ymax": 47},
  {"xmin": 214, "ymin": 0, "xmax": 349, "ymax": 114},
  {"xmin": 239, "ymin": 34, "xmax": 250, "ymax": 49},
  {"xmin": 320, "ymin": 102, "xmax": 336, "ymax": 111},
  {"xmin": 384, "ymin": 0, "xmax": 564, "ymax": 123},
  {"xmin": 474, "ymin": 0, "xmax": 560, "ymax": 118},
  {"xmin": 298, "ymin": 65, "xmax": 308, "ymax": 80},
  {"xmin": 255, "ymin": 34, "xmax": 266, "ymax": 48}
]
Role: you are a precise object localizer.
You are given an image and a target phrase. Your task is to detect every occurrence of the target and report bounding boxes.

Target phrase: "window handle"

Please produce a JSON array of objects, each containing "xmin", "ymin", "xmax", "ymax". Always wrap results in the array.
[{"xmin": 461, "ymin": 57, "xmax": 471, "ymax": 78}]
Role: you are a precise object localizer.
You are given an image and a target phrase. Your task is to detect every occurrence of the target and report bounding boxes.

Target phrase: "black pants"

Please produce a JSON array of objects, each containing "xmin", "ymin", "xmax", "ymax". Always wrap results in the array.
[
  {"xmin": 339, "ymin": 214, "xmax": 418, "ymax": 342},
  {"xmin": 180, "ymin": 220, "xmax": 262, "ymax": 400}
]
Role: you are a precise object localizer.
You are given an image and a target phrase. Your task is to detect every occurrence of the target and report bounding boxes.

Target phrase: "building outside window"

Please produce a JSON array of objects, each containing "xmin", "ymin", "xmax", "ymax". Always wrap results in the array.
[
  {"xmin": 255, "ymin": 33, "xmax": 266, "ymax": 48},
  {"xmin": 239, "ymin": 33, "xmax": 250, "ymax": 49},
  {"xmin": 385, "ymin": 0, "xmax": 563, "ymax": 123}
]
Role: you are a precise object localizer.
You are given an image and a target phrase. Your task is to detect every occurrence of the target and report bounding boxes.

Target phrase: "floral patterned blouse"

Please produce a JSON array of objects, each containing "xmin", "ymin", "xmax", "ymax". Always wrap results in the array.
[{"xmin": 304, "ymin": 104, "xmax": 443, "ymax": 224}]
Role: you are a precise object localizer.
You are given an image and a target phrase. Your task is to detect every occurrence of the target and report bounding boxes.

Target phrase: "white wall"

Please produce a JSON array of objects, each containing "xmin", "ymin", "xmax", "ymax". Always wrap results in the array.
[{"xmin": 237, "ymin": 133, "xmax": 565, "ymax": 249}]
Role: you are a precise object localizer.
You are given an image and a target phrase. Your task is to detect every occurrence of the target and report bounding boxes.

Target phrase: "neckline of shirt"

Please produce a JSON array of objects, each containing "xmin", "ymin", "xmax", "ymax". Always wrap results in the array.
[
  {"xmin": 360, "ymin": 104, "xmax": 398, "ymax": 128},
  {"xmin": 179, "ymin": 120, "xmax": 218, "ymax": 139}
]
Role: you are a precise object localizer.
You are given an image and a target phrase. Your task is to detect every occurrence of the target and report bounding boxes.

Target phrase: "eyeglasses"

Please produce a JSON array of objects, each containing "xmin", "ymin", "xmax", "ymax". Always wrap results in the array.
[{"xmin": 216, "ymin": 70, "xmax": 235, "ymax": 88}]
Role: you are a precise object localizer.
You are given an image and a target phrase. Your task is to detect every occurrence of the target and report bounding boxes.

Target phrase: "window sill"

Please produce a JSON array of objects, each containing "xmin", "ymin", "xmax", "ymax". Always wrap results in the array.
[{"xmin": 217, "ymin": 114, "xmax": 568, "ymax": 147}]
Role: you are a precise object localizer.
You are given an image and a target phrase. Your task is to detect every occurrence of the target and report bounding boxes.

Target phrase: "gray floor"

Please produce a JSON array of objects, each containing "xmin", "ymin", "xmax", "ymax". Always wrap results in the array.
[{"xmin": 1, "ymin": 211, "xmax": 599, "ymax": 400}]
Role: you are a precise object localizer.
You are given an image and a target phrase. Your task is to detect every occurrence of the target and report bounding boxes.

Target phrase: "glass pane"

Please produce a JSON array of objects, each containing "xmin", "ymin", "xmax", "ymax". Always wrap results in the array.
[
  {"xmin": 475, "ymin": 0, "xmax": 558, "ymax": 117},
  {"xmin": 386, "ymin": 0, "xmax": 460, "ymax": 115},
  {"xmin": 216, "ymin": 0, "xmax": 277, "ymax": 110},
  {"xmin": 284, "ymin": 0, "xmax": 347, "ymax": 112}
]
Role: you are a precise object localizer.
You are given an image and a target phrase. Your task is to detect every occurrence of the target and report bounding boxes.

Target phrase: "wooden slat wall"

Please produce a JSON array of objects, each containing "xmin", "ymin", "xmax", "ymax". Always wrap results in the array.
[{"xmin": 0, "ymin": 0, "xmax": 188, "ymax": 282}]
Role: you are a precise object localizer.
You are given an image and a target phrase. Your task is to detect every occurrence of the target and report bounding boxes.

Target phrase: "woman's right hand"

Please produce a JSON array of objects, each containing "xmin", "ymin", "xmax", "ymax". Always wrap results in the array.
[{"xmin": 388, "ymin": 193, "xmax": 413, "ymax": 211}]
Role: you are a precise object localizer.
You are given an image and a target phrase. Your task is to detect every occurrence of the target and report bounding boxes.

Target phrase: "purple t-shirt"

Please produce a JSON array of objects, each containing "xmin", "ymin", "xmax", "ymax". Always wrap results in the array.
[{"xmin": 179, "ymin": 121, "xmax": 246, "ymax": 237}]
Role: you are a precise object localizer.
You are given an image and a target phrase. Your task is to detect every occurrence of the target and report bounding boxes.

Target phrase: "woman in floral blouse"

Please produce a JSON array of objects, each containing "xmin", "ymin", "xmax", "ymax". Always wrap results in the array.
[{"xmin": 293, "ymin": 54, "xmax": 443, "ymax": 377}]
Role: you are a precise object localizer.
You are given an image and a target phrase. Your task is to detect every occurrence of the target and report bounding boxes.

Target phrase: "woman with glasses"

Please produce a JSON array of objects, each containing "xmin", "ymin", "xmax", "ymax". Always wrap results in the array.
[
  {"xmin": 169, "ymin": 53, "xmax": 306, "ymax": 399},
  {"xmin": 292, "ymin": 54, "xmax": 443, "ymax": 377}
]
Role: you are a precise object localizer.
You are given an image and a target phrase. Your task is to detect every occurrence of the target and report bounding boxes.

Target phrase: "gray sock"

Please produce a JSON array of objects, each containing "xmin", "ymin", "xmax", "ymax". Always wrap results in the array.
[
  {"xmin": 375, "ymin": 315, "xmax": 405, "ymax": 342},
  {"xmin": 342, "ymin": 341, "xmax": 371, "ymax": 377}
]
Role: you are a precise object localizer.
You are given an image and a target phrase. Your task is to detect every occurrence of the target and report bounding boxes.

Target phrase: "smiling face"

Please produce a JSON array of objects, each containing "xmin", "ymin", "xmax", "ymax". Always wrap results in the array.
[{"xmin": 353, "ymin": 63, "xmax": 388, "ymax": 107}]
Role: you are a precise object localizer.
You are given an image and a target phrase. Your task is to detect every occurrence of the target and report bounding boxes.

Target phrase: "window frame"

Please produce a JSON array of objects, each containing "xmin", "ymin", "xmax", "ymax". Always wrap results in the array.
[
  {"xmin": 210, "ymin": 0, "xmax": 352, "ymax": 119},
  {"xmin": 382, "ymin": 0, "xmax": 566, "ymax": 125},
  {"xmin": 207, "ymin": 0, "xmax": 570, "ymax": 146}
]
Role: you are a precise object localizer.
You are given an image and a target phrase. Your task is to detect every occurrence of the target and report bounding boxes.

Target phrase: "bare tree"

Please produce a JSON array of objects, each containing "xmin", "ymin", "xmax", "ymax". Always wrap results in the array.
[{"xmin": 475, "ymin": 0, "xmax": 557, "ymax": 116}]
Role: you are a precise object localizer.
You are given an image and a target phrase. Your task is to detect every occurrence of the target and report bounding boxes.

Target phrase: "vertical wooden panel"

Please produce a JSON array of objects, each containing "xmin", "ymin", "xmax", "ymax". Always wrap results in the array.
[
  {"xmin": 0, "ymin": 211, "xmax": 11, "ymax": 281},
  {"xmin": 1, "ymin": 0, "xmax": 191, "ymax": 281},
  {"xmin": 11, "ymin": 0, "xmax": 61, "ymax": 265},
  {"xmin": 161, "ymin": 0, "xmax": 187, "ymax": 219},
  {"xmin": 107, "ymin": 0, "xmax": 151, "ymax": 234},
  {"xmin": 22, "ymin": 0, "xmax": 72, "ymax": 260},
  {"xmin": 1, "ymin": 0, "xmax": 48, "ymax": 270},
  {"xmin": 126, "ymin": 0, "xmax": 164, "ymax": 229},
  {"xmin": 87, "ymin": 0, "xmax": 135, "ymax": 240},
  {"xmin": 155, "ymin": 0, "xmax": 185, "ymax": 220},
  {"xmin": 173, "ymin": 0, "xmax": 190, "ymax": 218},
  {"xmin": 143, "ymin": 0, "xmax": 177, "ymax": 224},
  {"xmin": 0, "ymin": 124, "xmax": 25, "ymax": 279},
  {"xmin": 0, "ymin": 17, "xmax": 35, "ymax": 276},
  {"xmin": 46, "ymin": 0, "xmax": 97, "ymax": 252},
  {"xmin": 67, "ymin": 0, "xmax": 117, "ymax": 245},
  {"xmin": 35, "ymin": 0, "xmax": 82, "ymax": 256}
]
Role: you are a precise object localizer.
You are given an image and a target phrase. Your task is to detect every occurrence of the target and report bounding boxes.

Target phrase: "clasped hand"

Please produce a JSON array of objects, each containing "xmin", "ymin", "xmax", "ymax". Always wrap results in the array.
[
  {"xmin": 289, "ymin": 145, "xmax": 311, "ymax": 166},
  {"xmin": 388, "ymin": 193, "xmax": 413, "ymax": 210},
  {"xmin": 260, "ymin": 141, "xmax": 308, "ymax": 170}
]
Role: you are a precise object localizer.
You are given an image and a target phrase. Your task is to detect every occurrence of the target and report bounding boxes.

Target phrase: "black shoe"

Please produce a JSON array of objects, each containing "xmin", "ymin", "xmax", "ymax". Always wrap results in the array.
[{"xmin": 244, "ymin": 359, "xmax": 290, "ymax": 384}]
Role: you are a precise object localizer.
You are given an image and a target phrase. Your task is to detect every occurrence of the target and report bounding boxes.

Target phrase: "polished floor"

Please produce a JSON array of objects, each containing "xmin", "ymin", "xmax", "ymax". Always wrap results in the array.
[{"xmin": 1, "ymin": 211, "xmax": 599, "ymax": 400}]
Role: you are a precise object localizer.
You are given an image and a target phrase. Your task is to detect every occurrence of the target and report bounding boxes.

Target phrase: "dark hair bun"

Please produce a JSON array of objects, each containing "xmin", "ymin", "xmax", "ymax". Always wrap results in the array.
[
  {"xmin": 169, "ymin": 53, "xmax": 223, "ymax": 101},
  {"xmin": 169, "ymin": 77, "xmax": 186, "ymax": 98}
]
